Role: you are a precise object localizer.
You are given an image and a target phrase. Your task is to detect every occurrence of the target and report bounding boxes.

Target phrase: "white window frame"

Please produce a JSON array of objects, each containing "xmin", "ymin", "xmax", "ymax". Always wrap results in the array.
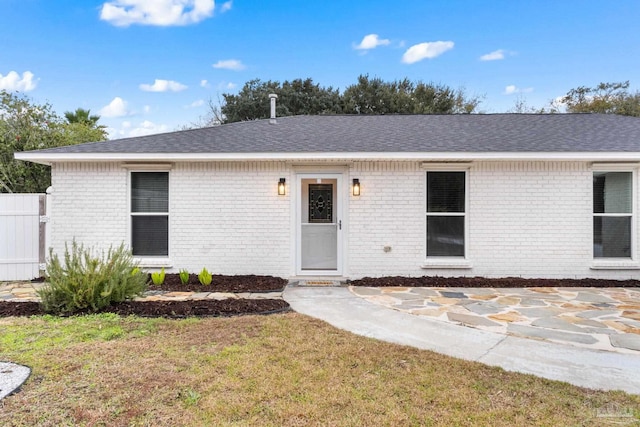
[
  {"xmin": 126, "ymin": 166, "xmax": 172, "ymax": 267},
  {"xmin": 591, "ymin": 163, "xmax": 639, "ymax": 270},
  {"xmin": 422, "ymin": 164, "xmax": 472, "ymax": 269}
]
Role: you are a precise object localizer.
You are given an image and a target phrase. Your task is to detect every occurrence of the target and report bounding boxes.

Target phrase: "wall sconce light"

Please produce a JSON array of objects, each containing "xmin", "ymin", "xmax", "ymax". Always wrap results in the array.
[
  {"xmin": 278, "ymin": 178, "xmax": 286, "ymax": 195},
  {"xmin": 352, "ymin": 178, "xmax": 361, "ymax": 196}
]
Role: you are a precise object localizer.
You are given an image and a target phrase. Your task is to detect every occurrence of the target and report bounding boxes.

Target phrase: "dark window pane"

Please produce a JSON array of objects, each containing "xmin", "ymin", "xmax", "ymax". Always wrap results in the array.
[
  {"xmin": 427, "ymin": 172, "xmax": 465, "ymax": 213},
  {"xmin": 427, "ymin": 216, "xmax": 464, "ymax": 256},
  {"xmin": 593, "ymin": 172, "xmax": 631, "ymax": 214},
  {"xmin": 308, "ymin": 184, "xmax": 333, "ymax": 223},
  {"xmin": 593, "ymin": 216, "xmax": 631, "ymax": 258},
  {"xmin": 132, "ymin": 216, "xmax": 168, "ymax": 256},
  {"xmin": 132, "ymin": 172, "xmax": 168, "ymax": 213}
]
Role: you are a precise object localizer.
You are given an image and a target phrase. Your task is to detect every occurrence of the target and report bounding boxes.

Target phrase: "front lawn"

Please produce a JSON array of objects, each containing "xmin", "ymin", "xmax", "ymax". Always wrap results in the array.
[{"xmin": 0, "ymin": 313, "xmax": 638, "ymax": 426}]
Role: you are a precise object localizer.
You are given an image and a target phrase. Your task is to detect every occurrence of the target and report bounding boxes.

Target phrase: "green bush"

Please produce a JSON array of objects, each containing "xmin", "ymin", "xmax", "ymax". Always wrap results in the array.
[
  {"xmin": 151, "ymin": 267, "xmax": 165, "ymax": 285},
  {"xmin": 179, "ymin": 269, "xmax": 190, "ymax": 285},
  {"xmin": 198, "ymin": 267, "xmax": 212, "ymax": 286},
  {"xmin": 38, "ymin": 241, "xmax": 149, "ymax": 315}
]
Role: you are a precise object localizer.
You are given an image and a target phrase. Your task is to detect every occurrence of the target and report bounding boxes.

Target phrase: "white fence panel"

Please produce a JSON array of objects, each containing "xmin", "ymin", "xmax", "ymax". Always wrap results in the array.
[{"xmin": 0, "ymin": 194, "xmax": 44, "ymax": 281}]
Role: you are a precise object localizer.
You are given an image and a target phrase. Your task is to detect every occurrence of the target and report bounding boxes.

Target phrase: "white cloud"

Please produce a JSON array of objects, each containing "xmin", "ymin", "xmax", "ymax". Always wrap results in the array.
[
  {"xmin": 401, "ymin": 41, "xmax": 454, "ymax": 64},
  {"xmin": 212, "ymin": 59, "xmax": 245, "ymax": 71},
  {"xmin": 109, "ymin": 120, "xmax": 169, "ymax": 138},
  {"xmin": 0, "ymin": 71, "xmax": 38, "ymax": 92},
  {"xmin": 143, "ymin": 105, "xmax": 151, "ymax": 114},
  {"xmin": 217, "ymin": 81, "xmax": 236, "ymax": 90},
  {"xmin": 186, "ymin": 99, "xmax": 205, "ymax": 108},
  {"xmin": 139, "ymin": 78, "xmax": 188, "ymax": 92},
  {"xmin": 128, "ymin": 120, "xmax": 169, "ymax": 137},
  {"xmin": 480, "ymin": 49, "xmax": 505, "ymax": 61},
  {"xmin": 99, "ymin": 97, "xmax": 130, "ymax": 117},
  {"xmin": 220, "ymin": 1, "xmax": 232, "ymax": 12},
  {"xmin": 100, "ymin": 0, "xmax": 215, "ymax": 27},
  {"xmin": 504, "ymin": 85, "xmax": 533, "ymax": 95},
  {"xmin": 200, "ymin": 79, "xmax": 210, "ymax": 88},
  {"xmin": 354, "ymin": 34, "xmax": 390, "ymax": 50}
]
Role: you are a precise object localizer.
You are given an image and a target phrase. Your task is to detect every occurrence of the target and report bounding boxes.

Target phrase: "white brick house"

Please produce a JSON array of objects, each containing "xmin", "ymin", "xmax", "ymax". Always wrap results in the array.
[{"xmin": 15, "ymin": 114, "xmax": 640, "ymax": 280}]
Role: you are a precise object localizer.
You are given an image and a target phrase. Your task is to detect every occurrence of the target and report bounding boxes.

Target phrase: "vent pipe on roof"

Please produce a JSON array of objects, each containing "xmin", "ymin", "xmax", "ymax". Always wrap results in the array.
[{"xmin": 269, "ymin": 93, "xmax": 278, "ymax": 124}]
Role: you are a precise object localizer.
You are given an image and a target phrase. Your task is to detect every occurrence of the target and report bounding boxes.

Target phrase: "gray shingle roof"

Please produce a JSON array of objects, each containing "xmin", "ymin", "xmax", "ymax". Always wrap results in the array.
[{"xmin": 21, "ymin": 114, "xmax": 640, "ymax": 155}]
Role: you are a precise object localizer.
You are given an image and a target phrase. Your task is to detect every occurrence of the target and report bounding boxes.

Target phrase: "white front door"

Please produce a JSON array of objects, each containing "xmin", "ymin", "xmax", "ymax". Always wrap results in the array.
[{"xmin": 297, "ymin": 173, "xmax": 343, "ymax": 275}]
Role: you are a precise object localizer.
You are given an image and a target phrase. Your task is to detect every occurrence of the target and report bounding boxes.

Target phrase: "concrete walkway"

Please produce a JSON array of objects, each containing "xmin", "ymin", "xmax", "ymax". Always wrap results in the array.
[{"xmin": 283, "ymin": 286, "xmax": 640, "ymax": 395}]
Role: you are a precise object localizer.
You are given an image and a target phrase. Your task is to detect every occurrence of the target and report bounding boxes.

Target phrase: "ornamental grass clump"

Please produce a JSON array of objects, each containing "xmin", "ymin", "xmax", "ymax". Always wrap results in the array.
[
  {"xmin": 151, "ymin": 267, "xmax": 165, "ymax": 286},
  {"xmin": 179, "ymin": 269, "xmax": 190, "ymax": 285},
  {"xmin": 198, "ymin": 267, "xmax": 212, "ymax": 286},
  {"xmin": 38, "ymin": 241, "xmax": 148, "ymax": 315}
]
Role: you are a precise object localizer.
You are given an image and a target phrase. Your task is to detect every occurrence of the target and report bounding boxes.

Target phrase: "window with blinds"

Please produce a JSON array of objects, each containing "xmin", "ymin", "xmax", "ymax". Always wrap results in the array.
[
  {"xmin": 131, "ymin": 172, "xmax": 169, "ymax": 256},
  {"xmin": 593, "ymin": 171, "xmax": 632, "ymax": 258},
  {"xmin": 426, "ymin": 171, "xmax": 466, "ymax": 257}
]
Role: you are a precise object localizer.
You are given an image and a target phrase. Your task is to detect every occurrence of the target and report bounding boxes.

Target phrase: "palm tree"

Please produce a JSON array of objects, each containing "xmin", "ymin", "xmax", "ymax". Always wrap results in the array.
[{"xmin": 64, "ymin": 108, "xmax": 101, "ymax": 127}]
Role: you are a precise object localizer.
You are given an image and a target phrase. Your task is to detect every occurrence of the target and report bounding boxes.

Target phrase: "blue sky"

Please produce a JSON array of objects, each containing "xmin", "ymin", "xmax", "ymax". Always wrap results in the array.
[{"xmin": 1, "ymin": 0, "xmax": 639, "ymax": 139}]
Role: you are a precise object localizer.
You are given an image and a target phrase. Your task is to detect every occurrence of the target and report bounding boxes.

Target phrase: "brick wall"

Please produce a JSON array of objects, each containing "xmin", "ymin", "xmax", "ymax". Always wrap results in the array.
[
  {"xmin": 348, "ymin": 161, "xmax": 640, "ymax": 279},
  {"xmin": 50, "ymin": 160, "xmax": 639, "ymax": 280},
  {"xmin": 50, "ymin": 163, "xmax": 128, "ymax": 254},
  {"xmin": 170, "ymin": 162, "xmax": 290, "ymax": 276},
  {"xmin": 469, "ymin": 161, "xmax": 593, "ymax": 279},
  {"xmin": 51, "ymin": 162, "xmax": 291, "ymax": 277},
  {"xmin": 349, "ymin": 162, "xmax": 425, "ymax": 277}
]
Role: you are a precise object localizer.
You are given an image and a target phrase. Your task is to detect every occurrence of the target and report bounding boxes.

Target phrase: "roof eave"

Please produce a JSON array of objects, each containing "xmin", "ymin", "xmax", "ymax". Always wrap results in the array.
[{"xmin": 14, "ymin": 151, "xmax": 640, "ymax": 165}]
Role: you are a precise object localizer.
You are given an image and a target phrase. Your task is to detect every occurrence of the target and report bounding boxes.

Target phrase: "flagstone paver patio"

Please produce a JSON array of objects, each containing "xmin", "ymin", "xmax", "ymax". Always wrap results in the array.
[{"xmin": 350, "ymin": 286, "xmax": 640, "ymax": 354}]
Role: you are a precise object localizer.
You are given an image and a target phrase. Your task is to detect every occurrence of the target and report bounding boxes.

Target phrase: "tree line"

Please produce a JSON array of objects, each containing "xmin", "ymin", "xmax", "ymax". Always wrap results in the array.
[
  {"xmin": 198, "ymin": 76, "xmax": 640, "ymax": 126},
  {"xmin": 2, "ymin": 78, "xmax": 640, "ymax": 193},
  {"xmin": 203, "ymin": 75, "xmax": 482, "ymax": 125}
]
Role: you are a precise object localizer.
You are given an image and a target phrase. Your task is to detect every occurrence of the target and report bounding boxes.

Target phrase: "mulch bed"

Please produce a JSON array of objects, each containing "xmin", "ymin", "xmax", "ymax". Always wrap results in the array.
[
  {"xmin": 148, "ymin": 274, "xmax": 288, "ymax": 293},
  {"xmin": 6, "ymin": 274, "xmax": 637, "ymax": 319},
  {"xmin": 350, "ymin": 276, "xmax": 640, "ymax": 288},
  {"xmin": 0, "ymin": 274, "xmax": 290, "ymax": 318},
  {"xmin": 0, "ymin": 299, "xmax": 289, "ymax": 319}
]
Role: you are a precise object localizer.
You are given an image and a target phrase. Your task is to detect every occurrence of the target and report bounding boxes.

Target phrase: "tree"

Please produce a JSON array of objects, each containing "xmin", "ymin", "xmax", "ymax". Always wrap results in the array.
[
  {"xmin": 64, "ymin": 108, "xmax": 101, "ymax": 126},
  {"xmin": 0, "ymin": 91, "xmax": 108, "ymax": 193},
  {"xmin": 342, "ymin": 75, "xmax": 482, "ymax": 115},
  {"xmin": 213, "ymin": 75, "xmax": 482, "ymax": 124},
  {"xmin": 341, "ymin": 75, "xmax": 399, "ymax": 114},
  {"xmin": 64, "ymin": 107, "xmax": 108, "ymax": 140},
  {"xmin": 221, "ymin": 78, "xmax": 342, "ymax": 123},
  {"xmin": 181, "ymin": 97, "xmax": 225, "ymax": 130},
  {"xmin": 559, "ymin": 81, "xmax": 640, "ymax": 117},
  {"xmin": 507, "ymin": 96, "xmax": 551, "ymax": 114}
]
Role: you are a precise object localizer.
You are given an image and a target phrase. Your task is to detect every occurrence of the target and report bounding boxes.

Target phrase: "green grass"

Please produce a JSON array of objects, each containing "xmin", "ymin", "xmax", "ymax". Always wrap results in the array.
[{"xmin": 0, "ymin": 313, "xmax": 638, "ymax": 426}]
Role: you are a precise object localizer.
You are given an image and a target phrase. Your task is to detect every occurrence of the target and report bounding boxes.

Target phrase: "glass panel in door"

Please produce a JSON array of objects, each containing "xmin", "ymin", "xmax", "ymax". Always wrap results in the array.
[{"xmin": 301, "ymin": 178, "xmax": 338, "ymax": 270}]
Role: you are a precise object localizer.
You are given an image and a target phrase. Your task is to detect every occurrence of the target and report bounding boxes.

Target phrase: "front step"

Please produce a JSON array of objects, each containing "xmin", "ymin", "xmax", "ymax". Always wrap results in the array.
[{"xmin": 289, "ymin": 278, "xmax": 349, "ymax": 287}]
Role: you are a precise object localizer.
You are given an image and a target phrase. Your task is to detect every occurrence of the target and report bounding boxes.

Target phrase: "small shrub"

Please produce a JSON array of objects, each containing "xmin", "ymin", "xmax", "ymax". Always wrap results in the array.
[
  {"xmin": 151, "ymin": 267, "xmax": 165, "ymax": 286},
  {"xmin": 179, "ymin": 269, "xmax": 190, "ymax": 285},
  {"xmin": 198, "ymin": 267, "xmax": 212, "ymax": 286},
  {"xmin": 38, "ymin": 241, "xmax": 148, "ymax": 315}
]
